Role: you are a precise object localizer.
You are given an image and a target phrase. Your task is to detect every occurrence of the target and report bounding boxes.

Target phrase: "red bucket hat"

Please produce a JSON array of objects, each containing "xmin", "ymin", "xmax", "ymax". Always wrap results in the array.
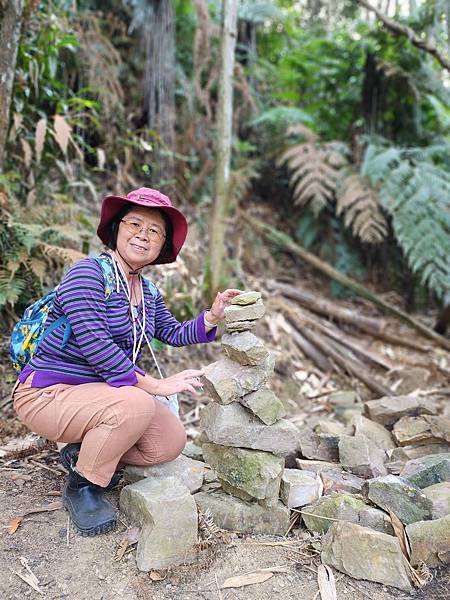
[{"xmin": 97, "ymin": 187, "xmax": 188, "ymax": 264}]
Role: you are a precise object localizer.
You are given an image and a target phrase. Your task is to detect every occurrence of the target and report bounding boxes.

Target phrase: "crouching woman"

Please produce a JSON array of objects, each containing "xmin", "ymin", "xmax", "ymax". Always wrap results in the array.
[{"xmin": 12, "ymin": 187, "xmax": 240, "ymax": 536}]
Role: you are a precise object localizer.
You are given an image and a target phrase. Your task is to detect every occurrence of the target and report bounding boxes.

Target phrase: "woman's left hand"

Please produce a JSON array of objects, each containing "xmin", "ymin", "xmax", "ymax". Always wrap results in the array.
[{"xmin": 206, "ymin": 289, "xmax": 243, "ymax": 325}]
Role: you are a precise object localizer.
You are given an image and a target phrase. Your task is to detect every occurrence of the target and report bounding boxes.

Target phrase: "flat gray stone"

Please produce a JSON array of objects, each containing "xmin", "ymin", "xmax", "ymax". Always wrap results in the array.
[
  {"xmin": 200, "ymin": 402, "xmax": 298, "ymax": 456},
  {"xmin": 406, "ymin": 515, "xmax": 450, "ymax": 567},
  {"xmin": 366, "ymin": 474, "xmax": 433, "ymax": 524},
  {"xmin": 322, "ymin": 522, "xmax": 413, "ymax": 592},
  {"xmin": 315, "ymin": 420, "xmax": 347, "ymax": 435},
  {"xmin": 226, "ymin": 320, "xmax": 257, "ymax": 333},
  {"xmin": 230, "ymin": 291, "xmax": 261, "ymax": 305},
  {"xmin": 400, "ymin": 453, "xmax": 450, "ymax": 488},
  {"xmin": 202, "ymin": 443, "xmax": 284, "ymax": 504},
  {"xmin": 298, "ymin": 427, "xmax": 340, "ymax": 462},
  {"xmin": 280, "ymin": 469, "xmax": 322, "ymax": 508},
  {"xmin": 351, "ymin": 415, "xmax": 396, "ymax": 452},
  {"xmin": 393, "ymin": 415, "xmax": 450, "ymax": 446},
  {"xmin": 182, "ymin": 441, "xmax": 204, "ymax": 461},
  {"xmin": 124, "ymin": 455, "xmax": 204, "ymax": 493},
  {"xmin": 320, "ymin": 469, "xmax": 364, "ymax": 495},
  {"xmin": 363, "ymin": 396, "xmax": 437, "ymax": 427},
  {"xmin": 423, "ymin": 482, "xmax": 450, "ymax": 519},
  {"xmin": 339, "ymin": 434, "xmax": 388, "ymax": 478},
  {"xmin": 328, "ymin": 390, "xmax": 358, "ymax": 407},
  {"xmin": 225, "ymin": 299, "xmax": 265, "ymax": 323},
  {"xmin": 386, "ymin": 443, "xmax": 450, "ymax": 475},
  {"xmin": 296, "ymin": 459, "xmax": 340, "ymax": 473},
  {"xmin": 120, "ymin": 477, "xmax": 197, "ymax": 571},
  {"xmin": 203, "ymin": 355, "xmax": 275, "ymax": 404},
  {"xmin": 221, "ymin": 332, "xmax": 269, "ymax": 366},
  {"xmin": 240, "ymin": 387, "xmax": 286, "ymax": 425},
  {"xmin": 302, "ymin": 494, "xmax": 393, "ymax": 535},
  {"xmin": 194, "ymin": 490, "xmax": 290, "ymax": 535}
]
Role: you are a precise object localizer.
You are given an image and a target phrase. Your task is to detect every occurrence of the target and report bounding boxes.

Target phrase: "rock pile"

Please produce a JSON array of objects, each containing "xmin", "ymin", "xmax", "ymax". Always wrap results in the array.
[
  {"xmin": 296, "ymin": 394, "xmax": 450, "ymax": 591},
  {"xmin": 116, "ymin": 291, "xmax": 449, "ymax": 590},
  {"xmin": 195, "ymin": 291, "xmax": 315, "ymax": 535}
]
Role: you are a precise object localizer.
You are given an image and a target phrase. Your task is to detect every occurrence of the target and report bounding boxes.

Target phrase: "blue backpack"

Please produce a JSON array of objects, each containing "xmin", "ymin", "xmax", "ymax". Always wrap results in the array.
[{"xmin": 10, "ymin": 254, "xmax": 157, "ymax": 374}]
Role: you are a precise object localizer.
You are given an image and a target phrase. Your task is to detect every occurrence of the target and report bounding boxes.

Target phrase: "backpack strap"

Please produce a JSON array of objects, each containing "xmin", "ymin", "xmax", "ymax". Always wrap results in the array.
[{"xmin": 95, "ymin": 254, "xmax": 158, "ymax": 300}]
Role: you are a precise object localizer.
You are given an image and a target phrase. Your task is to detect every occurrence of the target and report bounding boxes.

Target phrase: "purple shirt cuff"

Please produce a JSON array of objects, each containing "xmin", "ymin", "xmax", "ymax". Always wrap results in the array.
[{"xmin": 197, "ymin": 310, "xmax": 218, "ymax": 343}]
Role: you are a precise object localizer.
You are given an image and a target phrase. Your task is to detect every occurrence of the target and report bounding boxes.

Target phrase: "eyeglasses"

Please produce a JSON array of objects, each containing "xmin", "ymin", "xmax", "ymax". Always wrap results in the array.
[{"xmin": 121, "ymin": 219, "xmax": 166, "ymax": 242}]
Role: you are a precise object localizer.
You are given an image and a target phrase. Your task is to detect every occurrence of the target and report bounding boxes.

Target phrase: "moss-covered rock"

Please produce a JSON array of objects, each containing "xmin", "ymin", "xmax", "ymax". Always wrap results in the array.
[
  {"xmin": 302, "ymin": 494, "xmax": 392, "ymax": 535},
  {"xmin": 202, "ymin": 442, "xmax": 283, "ymax": 504},
  {"xmin": 240, "ymin": 387, "xmax": 286, "ymax": 425}
]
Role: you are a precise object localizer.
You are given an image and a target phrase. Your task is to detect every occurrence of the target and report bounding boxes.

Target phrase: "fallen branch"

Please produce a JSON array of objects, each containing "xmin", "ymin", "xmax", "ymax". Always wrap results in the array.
[
  {"xmin": 271, "ymin": 282, "xmax": 430, "ymax": 352},
  {"xmin": 357, "ymin": 0, "xmax": 450, "ymax": 72},
  {"xmin": 242, "ymin": 214, "xmax": 450, "ymax": 351},
  {"xmin": 274, "ymin": 298, "xmax": 394, "ymax": 371},
  {"xmin": 281, "ymin": 318, "xmax": 333, "ymax": 372}
]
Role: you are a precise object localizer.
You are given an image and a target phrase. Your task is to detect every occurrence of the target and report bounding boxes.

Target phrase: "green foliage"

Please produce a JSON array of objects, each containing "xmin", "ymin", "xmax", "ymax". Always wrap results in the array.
[{"xmin": 362, "ymin": 142, "xmax": 450, "ymax": 298}]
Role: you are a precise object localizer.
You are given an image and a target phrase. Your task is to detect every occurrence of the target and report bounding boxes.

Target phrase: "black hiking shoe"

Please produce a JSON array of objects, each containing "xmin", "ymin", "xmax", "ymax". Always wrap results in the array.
[
  {"xmin": 59, "ymin": 443, "xmax": 122, "ymax": 491},
  {"xmin": 63, "ymin": 468, "xmax": 117, "ymax": 536}
]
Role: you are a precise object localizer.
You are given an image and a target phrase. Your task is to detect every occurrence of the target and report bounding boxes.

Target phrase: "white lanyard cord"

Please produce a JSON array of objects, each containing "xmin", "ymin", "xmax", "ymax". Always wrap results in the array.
[
  {"xmin": 109, "ymin": 252, "xmax": 164, "ymax": 376},
  {"xmin": 110, "ymin": 253, "xmax": 146, "ymax": 364}
]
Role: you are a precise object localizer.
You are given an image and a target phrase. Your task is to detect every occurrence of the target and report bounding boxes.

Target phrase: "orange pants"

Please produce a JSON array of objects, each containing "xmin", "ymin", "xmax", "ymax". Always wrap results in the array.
[{"xmin": 13, "ymin": 374, "xmax": 186, "ymax": 487}]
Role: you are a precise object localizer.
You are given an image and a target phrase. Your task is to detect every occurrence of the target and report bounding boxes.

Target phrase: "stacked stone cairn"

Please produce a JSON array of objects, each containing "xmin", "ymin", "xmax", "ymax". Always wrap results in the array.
[
  {"xmin": 117, "ymin": 292, "xmax": 450, "ymax": 590},
  {"xmin": 194, "ymin": 291, "xmax": 322, "ymax": 534}
]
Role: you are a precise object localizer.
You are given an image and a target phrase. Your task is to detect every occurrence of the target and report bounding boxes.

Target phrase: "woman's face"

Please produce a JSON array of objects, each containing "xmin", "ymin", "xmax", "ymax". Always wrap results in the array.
[{"xmin": 115, "ymin": 206, "xmax": 166, "ymax": 270}]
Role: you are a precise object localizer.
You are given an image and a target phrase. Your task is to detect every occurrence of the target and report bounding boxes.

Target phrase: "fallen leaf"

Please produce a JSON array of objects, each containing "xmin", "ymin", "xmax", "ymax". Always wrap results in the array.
[
  {"xmin": 317, "ymin": 564, "xmax": 337, "ymax": 600},
  {"xmin": 114, "ymin": 526, "xmax": 140, "ymax": 561},
  {"xmin": 8, "ymin": 501, "xmax": 62, "ymax": 534},
  {"xmin": 389, "ymin": 511, "xmax": 427, "ymax": 588},
  {"xmin": 8, "ymin": 517, "xmax": 23, "ymax": 534},
  {"xmin": 13, "ymin": 556, "xmax": 43, "ymax": 595},
  {"xmin": 221, "ymin": 571, "xmax": 273, "ymax": 589},
  {"xmin": 389, "ymin": 511, "xmax": 411, "ymax": 559},
  {"xmin": 149, "ymin": 570, "xmax": 165, "ymax": 581}
]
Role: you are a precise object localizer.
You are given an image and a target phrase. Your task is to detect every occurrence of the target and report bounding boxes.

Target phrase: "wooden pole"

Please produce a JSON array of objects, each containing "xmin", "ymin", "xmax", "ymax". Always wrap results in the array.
[
  {"xmin": 208, "ymin": 0, "xmax": 238, "ymax": 298},
  {"xmin": 0, "ymin": 0, "xmax": 24, "ymax": 172}
]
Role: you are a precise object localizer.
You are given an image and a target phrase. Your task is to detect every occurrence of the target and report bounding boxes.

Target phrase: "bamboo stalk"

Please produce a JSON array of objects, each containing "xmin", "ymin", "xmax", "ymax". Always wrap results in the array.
[{"xmin": 242, "ymin": 214, "xmax": 450, "ymax": 351}]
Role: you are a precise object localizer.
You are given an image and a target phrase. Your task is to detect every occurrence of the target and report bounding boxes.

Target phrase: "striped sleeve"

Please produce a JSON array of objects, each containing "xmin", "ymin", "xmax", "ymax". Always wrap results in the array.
[
  {"xmin": 153, "ymin": 290, "xmax": 217, "ymax": 347},
  {"xmin": 56, "ymin": 258, "xmax": 139, "ymax": 386}
]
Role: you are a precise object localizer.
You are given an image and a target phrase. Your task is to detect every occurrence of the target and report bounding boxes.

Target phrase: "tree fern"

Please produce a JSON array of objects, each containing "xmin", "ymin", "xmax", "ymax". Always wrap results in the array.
[
  {"xmin": 336, "ymin": 174, "xmax": 388, "ymax": 244},
  {"xmin": 362, "ymin": 143, "xmax": 450, "ymax": 298},
  {"xmin": 277, "ymin": 126, "xmax": 348, "ymax": 215}
]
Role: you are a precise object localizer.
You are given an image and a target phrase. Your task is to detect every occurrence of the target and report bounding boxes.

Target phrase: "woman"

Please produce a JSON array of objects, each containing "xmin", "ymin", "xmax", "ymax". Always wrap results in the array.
[{"xmin": 12, "ymin": 187, "xmax": 241, "ymax": 536}]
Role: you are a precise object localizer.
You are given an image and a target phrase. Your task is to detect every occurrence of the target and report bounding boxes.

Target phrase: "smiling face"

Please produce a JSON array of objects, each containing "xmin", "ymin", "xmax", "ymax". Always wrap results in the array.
[{"xmin": 115, "ymin": 206, "xmax": 166, "ymax": 271}]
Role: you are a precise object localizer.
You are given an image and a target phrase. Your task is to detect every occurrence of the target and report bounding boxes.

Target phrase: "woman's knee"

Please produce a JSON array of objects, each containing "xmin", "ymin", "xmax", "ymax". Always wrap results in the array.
[{"xmin": 160, "ymin": 420, "xmax": 187, "ymax": 463}]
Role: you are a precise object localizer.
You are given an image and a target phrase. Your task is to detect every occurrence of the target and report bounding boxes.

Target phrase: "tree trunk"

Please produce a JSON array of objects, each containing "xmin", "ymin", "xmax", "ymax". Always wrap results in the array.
[
  {"xmin": 208, "ymin": 0, "xmax": 237, "ymax": 297},
  {"xmin": 143, "ymin": 0, "xmax": 176, "ymax": 188},
  {"xmin": 0, "ymin": 0, "xmax": 24, "ymax": 173}
]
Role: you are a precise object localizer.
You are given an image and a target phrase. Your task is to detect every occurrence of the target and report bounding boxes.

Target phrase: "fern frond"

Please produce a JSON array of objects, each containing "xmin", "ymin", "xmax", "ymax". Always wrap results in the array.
[
  {"xmin": 336, "ymin": 174, "xmax": 388, "ymax": 244},
  {"xmin": 362, "ymin": 143, "xmax": 450, "ymax": 297},
  {"xmin": 39, "ymin": 243, "xmax": 86, "ymax": 265},
  {"xmin": 278, "ymin": 142, "xmax": 348, "ymax": 214}
]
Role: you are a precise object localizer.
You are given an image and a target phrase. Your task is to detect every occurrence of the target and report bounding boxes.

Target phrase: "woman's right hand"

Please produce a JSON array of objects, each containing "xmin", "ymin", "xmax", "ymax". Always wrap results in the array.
[{"xmin": 151, "ymin": 369, "xmax": 205, "ymax": 396}]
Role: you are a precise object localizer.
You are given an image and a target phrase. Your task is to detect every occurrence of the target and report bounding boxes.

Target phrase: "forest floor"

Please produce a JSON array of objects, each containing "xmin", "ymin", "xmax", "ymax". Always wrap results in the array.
[{"xmin": 1, "ymin": 217, "xmax": 449, "ymax": 599}]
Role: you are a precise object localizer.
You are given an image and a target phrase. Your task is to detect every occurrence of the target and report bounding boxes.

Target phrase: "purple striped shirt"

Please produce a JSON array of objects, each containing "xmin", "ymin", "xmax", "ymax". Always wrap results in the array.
[{"xmin": 19, "ymin": 255, "xmax": 217, "ymax": 388}]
